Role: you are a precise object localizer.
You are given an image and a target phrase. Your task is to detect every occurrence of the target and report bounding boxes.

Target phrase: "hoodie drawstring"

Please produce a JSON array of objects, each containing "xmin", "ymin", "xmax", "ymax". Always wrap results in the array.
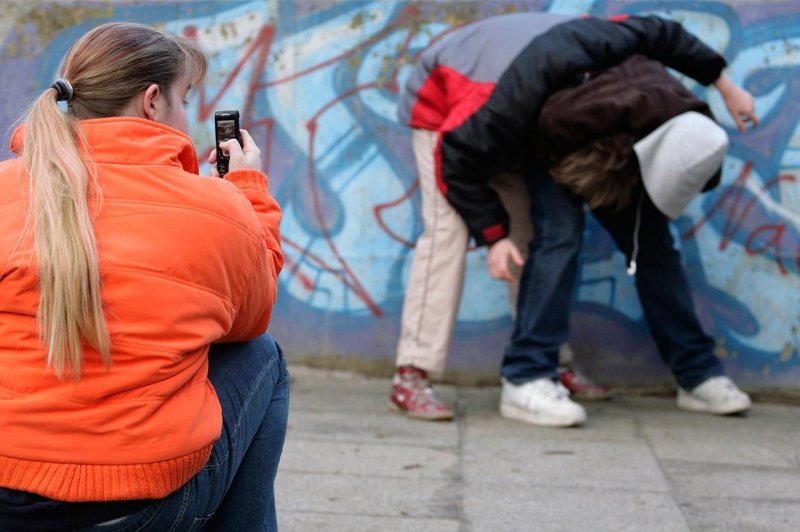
[{"xmin": 627, "ymin": 192, "xmax": 644, "ymax": 277}]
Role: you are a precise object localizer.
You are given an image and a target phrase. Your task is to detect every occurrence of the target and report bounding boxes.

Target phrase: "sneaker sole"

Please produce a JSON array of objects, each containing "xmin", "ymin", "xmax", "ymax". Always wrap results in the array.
[
  {"xmin": 500, "ymin": 401, "xmax": 586, "ymax": 427},
  {"xmin": 677, "ymin": 395, "xmax": 752, "ymax": 415},
  {"xmin": 389, "ymin": 401, "xmax": 454, "ymax": 421},
  {"xmin": 570, "ymin": 390, "xmax": 613, "ymax": 401}
]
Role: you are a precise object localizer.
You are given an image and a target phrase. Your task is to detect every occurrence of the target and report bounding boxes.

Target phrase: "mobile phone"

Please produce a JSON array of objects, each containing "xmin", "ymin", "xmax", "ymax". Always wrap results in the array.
[{"xmin": 214, "ymin": 110, "xmax": 243, "ymax": 177}]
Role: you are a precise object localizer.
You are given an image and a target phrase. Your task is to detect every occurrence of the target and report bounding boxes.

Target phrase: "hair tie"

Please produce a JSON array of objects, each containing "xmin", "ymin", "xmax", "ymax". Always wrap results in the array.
[{"xmin": 51, "ymin": 79, "xmax": 74, "ymax": 102}]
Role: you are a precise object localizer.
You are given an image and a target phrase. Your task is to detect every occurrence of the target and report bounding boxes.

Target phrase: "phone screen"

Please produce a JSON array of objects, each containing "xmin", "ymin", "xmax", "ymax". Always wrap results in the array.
[
  {"xmin": 214, "ymin": 110, "xmax": 241, "ymax": 178},
  {"xmin": 217, "ymin": 119, "xmax": 237, "ymax": 143}
]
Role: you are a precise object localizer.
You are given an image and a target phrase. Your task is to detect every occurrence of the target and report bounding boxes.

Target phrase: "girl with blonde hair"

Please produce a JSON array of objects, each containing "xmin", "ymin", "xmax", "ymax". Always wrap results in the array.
[{"xmin": 0, "ymin": 22, "xmax": 287, "ymax": 530}]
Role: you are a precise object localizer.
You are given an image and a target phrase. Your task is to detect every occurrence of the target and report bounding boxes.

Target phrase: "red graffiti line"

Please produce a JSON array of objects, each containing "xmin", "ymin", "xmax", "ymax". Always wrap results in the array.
[
  {"xmin": 684, "ymin": 162, "xmax": 798, "ymax": 274},
  {"xmin": 283, "ymin": 236, "xmax": 372, "ymax": 297},
  {"xmin": 281, "ymin": 251, "xmax": 315, "ymax": 292},
  {"xmin": 297, "ymin": 14, "xmax": 429, "ymax": 315},
  {"xmin": 194, "ymin": 25, "xmax": 276, "ymax": 121},
  {"xmin": 186, "ymin": 6, "xmax": 455, "ymax": 316},
  {"xmin": 373, "ymin": 178, "xmax": 419, "ymax": 249},
  {"xmin": 305, "ymin": 117, "xmax": 383, "ymax": 317},
  {"xmin": 258, "ymin": 4, "xmax": 420, "ymax": 91},
  {"xmin": 185, "ymin": 24, "xmax": 277, "ymax": 170},
  {"xmin": 281, "ymin": 9, "xmax": 424, "ymax": 316}
]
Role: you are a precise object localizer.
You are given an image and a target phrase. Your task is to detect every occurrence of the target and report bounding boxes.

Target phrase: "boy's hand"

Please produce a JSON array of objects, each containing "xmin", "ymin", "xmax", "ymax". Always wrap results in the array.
[
  {"xmin": 715, "ymin": 74, "xmax": 759, "ymax": 132},
  {"xmin": 487, "ymin": 238, "xmax": 525, "ymax": 281}
]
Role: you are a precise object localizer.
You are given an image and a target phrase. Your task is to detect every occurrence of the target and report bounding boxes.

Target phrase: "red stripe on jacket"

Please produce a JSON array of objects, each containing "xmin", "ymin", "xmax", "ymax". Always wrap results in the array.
[
  {"xmin": 409, "ymin": 65, "xmax": 495, "ymax": 133},
  {"xmin": 410, "ymin": 65, "xmax": 495, "ymax": 198}
]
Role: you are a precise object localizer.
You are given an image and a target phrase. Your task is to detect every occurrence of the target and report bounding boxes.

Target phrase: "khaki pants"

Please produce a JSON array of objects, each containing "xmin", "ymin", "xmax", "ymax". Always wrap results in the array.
[{"xmin": 396, "ymin": 129, "xmax": 532, "ymax": 377}]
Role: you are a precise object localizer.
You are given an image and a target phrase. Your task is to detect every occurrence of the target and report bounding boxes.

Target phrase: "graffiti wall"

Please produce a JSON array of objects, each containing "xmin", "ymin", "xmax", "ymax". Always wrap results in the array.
[{"xmin": 1, "ymin": 0, "xmax": 798, "ymax": 388}]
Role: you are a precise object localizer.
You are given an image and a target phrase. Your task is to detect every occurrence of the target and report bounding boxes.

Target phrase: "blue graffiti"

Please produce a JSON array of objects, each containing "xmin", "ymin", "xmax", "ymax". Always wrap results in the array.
[{"xmin": 1, "ymin": 0, "xmax": 798, "ymax": 385}]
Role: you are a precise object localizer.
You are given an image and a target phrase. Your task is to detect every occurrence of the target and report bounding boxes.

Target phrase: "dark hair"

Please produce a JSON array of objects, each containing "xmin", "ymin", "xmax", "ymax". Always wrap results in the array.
[{"xmin": 549, "ymin": 134, "xmax": 640, "ymax": 210}]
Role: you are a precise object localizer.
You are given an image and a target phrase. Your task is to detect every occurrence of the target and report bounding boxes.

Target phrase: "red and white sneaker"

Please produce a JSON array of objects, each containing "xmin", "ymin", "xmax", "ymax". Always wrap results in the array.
[
  {"xmin": 390, "ymin": 366, "xmax": 454, "ymax": 421},
  {"xmin": 559, "ymin": 367, "xmax": 612, "ymax": 401}
]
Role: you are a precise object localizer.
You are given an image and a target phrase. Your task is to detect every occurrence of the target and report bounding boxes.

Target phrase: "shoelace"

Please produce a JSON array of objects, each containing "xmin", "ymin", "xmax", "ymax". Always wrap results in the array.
[
  {"xmin": 399, "ymin": 375, "xmax": 436, "ymax": 396},
  {"xmin": 528, "ymin": 379, "xmax": 569, "ymax": 399},
  {"xmin": 712, "ymin": 380, "xmax": 740, "ymax": 398},
  {"xmin": 411, "ymin": 383, "xmax": 446, "ymax": 409},
  {"xmin": 694, "ymin": 378, "xmax": 746, "ymax": 403}
]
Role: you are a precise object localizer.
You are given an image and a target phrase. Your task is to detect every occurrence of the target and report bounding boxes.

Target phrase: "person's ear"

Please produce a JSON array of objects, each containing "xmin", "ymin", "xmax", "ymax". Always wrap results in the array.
[{"xmin": 141, "ymin": 83, "xmax": 162, "ymax": 121}]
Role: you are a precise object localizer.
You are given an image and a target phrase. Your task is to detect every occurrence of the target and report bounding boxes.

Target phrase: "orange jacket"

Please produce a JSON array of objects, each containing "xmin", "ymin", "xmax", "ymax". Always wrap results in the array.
[{"xmin": 0, "ymin": 117, "xmax": 283, "ymax": 501}]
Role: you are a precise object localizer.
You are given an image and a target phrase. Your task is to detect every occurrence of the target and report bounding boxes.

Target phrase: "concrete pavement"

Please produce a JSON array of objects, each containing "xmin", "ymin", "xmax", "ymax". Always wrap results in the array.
[{"xmin": 276, "ymin": 365, "xmax": 800, "ymax": 531}]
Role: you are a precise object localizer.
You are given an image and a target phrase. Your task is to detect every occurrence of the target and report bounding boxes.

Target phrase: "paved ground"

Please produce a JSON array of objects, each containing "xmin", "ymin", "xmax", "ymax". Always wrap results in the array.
[{"xmin": 276, "ymin": 365, "xmax": 800, "ymax": 531}]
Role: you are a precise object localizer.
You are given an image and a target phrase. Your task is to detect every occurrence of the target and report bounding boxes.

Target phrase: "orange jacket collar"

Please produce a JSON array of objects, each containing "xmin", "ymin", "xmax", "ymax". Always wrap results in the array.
[{"xmin": 10, "ymin": 117, "xmax": 199, "ymax": 174}]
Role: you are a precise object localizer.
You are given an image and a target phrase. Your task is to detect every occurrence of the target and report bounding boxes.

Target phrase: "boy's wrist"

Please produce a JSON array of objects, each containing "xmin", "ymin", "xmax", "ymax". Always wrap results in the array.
[{"xmin": 713, "ymin": 73, "xmax": 735, "ymax": 95}]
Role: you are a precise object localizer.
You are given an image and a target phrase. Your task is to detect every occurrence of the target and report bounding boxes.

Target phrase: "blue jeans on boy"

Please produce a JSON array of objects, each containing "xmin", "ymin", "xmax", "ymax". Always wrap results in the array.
[
  {"xmin": 501, "ymin": 168, "xmax": 723, "ymax": 391},
  {"xmin": 81, "ymin": 333, "xmax": 290, "ymax": 532}
]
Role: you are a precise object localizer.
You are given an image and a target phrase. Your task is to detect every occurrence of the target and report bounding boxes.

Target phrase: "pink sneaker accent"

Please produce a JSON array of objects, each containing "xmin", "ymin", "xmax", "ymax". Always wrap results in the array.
[
  {"xmin": 390, "ymin": 366, "xmax": 454, "ymax": 421},
  {"xmin": 559, "ymin": 367, "xmax": 612, "ymax": 401}
]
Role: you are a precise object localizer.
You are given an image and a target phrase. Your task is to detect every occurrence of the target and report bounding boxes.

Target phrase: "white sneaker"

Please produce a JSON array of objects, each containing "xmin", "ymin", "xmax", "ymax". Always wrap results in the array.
[
  {"xmin": 500, "ymin": 377, "xmax": 587, "ymax": 427},
  {"xmin": 677, "ymin": 376, "xmax": 752, "ymax": 415}
]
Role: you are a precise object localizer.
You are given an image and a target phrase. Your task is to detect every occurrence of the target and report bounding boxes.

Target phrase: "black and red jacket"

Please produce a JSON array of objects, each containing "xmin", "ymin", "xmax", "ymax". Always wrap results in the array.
[{"xmin": 398, "ymin": 13, "xmax": 726, "ymax": 245}]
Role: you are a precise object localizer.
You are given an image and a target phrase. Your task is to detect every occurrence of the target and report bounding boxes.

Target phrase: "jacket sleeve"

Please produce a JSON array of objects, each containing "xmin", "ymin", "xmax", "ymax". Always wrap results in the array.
[
  {"xmin": 217, "ymin": 169, "xmax": 284, "ymax": 342},
  {"xmin": 440, "ymin": 15, "xmax": 727, "ymax": 246}
]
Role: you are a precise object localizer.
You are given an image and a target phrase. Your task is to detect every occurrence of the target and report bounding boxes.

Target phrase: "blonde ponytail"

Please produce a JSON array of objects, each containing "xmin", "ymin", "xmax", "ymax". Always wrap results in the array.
[
  {"xmin": 24, "ymin": 88, "xmax": 109, "ymax": 380},
  {"xmin": 21, "ymin": 22, "xmax": 207, "ymax": 379}
]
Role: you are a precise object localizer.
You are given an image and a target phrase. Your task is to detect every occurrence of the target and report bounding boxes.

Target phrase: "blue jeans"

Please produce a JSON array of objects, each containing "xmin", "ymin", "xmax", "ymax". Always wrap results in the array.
[
  {"xmin": 80, "ymin": 334, "xmax": 290, "ymax": 532},
  {"xmin": 501, "ymin": 169, "xmax": 723, "ymax": 390}
]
